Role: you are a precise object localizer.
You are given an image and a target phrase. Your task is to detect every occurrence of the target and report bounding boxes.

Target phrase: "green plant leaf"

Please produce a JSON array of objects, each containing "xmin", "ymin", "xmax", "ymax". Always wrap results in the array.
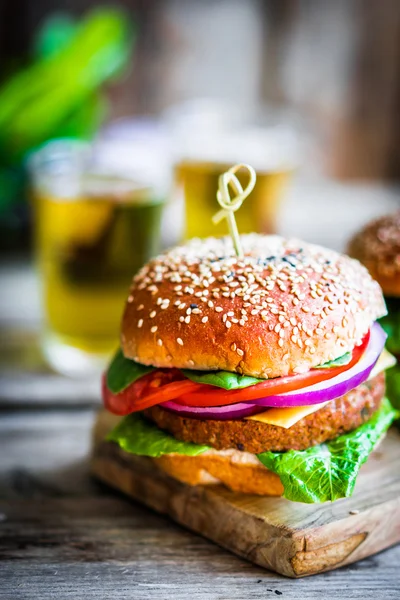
[
  {"xmin": 181, "ymin": 369, "xmax": 265, "ymax": 390},
  {"xmin": 107, "ymin": 412, "xmax": 210, "ymax": 457},
  {"xmin": 33, "ymin": 13, "xmax": 78, "ymax": 59},
  {"xmin": 257, "ymin": 397, "xmax": 398, "ymax": 503},
  {"xmin": 316, "ymin": 351, "xmax": 352, "ymax": 369},
  {"xmin": 0, "ymin": 7, "xmax": 135, "ymax": 162},
  {"xmin": 106, "ymin": 349, "xmax": 155, "ymax": 394}
]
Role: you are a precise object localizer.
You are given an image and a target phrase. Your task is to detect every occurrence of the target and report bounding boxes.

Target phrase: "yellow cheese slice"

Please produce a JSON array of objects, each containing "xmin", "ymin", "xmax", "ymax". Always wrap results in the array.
[
  {"xmin": 246, "ymin": 401, "xmax": 330, "ymax": 428},
  {"xmin": 368, "ymin": 347, "xmax": 396, "ymax": 379},
  {"xmin": 246, "ymin": 348, "xmax": 396, "ymax": 429}
]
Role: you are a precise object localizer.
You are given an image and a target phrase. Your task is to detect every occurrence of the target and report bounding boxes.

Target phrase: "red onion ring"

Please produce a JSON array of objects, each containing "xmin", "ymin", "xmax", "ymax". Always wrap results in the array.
[
  {"xmin": 161, "ymin": 322, "xmax": 386, "ymax": 419},
  {"xmin": 244, "ymin": 322, "xmax": 386, "ymax": 408},
  {"xmin": 160, "ymin": 400, "xmax": 265, "ymax": 420}
]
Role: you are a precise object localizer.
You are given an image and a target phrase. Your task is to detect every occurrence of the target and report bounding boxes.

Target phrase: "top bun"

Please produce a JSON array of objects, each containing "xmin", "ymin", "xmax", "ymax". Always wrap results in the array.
[
  {"xmin": 348, "ymin": 212, "xmax": 400, "ymax": 297},
  {"xmin": 121, "ymin": 235, "xmax": 386, "ymax": 379}
]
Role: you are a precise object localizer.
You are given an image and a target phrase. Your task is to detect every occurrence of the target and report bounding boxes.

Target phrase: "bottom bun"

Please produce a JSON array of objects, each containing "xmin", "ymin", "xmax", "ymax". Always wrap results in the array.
[
  {"xmin": 93, "ymin": 409, "xmax": 283, "ymax": 496},
  {"xmin": 155, "ymin": 450, "xmax": 284, "ymax": 496}
]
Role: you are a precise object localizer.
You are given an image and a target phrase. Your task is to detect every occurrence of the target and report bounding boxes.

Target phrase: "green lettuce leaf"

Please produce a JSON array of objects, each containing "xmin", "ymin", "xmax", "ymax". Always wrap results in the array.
[
  {"xmin": 315, "ymin": 351, "xmax": 352, "ymax": 369},
  {"xmin": 181, "ymin": 369, "xmax": 264, "ymax": 390},
  {"xmin": 385, "ymin": 363, "xmax": 400, "ymax": 412},
  {"xmin": 106, "ymin": 349, "xmax": 154, "ymax": 394},
  {"xmin": 257, "ymin": 397, "xmax": 397, "ymax": 503},
  {"xmin": 107, "ymin": 412, "xmax": 210, "ymax": 457},
  {"xmin": 379, "ymin": 306, "xmax": 400, "ymax": 355}
]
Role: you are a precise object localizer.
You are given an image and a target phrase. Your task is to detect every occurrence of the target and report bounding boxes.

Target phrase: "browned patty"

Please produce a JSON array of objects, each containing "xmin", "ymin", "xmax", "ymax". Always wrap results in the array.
[{"xmin": 145, "ymin": 373, "xmax": 385, "ymax": 453}]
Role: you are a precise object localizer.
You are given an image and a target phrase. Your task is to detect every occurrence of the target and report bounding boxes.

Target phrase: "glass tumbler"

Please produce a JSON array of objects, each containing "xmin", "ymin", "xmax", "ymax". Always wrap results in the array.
[{"xmin": 30, "ymin": 139, "xmax": 166, "ymax": 377}]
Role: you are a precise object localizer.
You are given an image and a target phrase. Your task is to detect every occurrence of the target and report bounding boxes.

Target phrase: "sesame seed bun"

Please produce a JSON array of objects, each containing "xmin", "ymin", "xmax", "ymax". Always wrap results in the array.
[
  {"xmin": 121, "ymin": 235, "xmax": 386, "ymax": 379},
  {"xmin": 348, "ymin": 212, "xmax": 400, "ymax": 297}
]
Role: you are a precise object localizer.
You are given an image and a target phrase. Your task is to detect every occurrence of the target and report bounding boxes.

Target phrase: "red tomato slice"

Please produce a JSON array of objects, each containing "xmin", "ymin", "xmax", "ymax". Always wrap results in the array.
[
  {"xmin": 103, "ymin": 369, "xmax": 202, "ymax": 415},
  {"xmin": 103, "ymin": 332, "xmax": 370, "ymax": 414},
  {"xmin": 175, "ymin": 332, "xmax": 370, "ymax": 407},
  {"xmin": 176, "ymin": 332, "xmax": 370, "ymax": 407}
]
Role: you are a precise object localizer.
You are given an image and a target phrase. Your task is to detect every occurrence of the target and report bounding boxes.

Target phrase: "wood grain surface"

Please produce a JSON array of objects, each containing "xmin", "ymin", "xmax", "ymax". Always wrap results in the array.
[
  {"xmin": 0, "ymin": 408, "xmax": 399, "ymax": 599},
  {"xmin": 91, "ymin": 410, "xmax": 400, "ymax": 578}
]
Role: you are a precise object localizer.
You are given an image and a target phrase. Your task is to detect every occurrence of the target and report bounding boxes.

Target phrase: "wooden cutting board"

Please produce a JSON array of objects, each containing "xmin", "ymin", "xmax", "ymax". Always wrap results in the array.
[{"xmin": 91, "ymin": 410, "xmax": 400, "ymax": 578}]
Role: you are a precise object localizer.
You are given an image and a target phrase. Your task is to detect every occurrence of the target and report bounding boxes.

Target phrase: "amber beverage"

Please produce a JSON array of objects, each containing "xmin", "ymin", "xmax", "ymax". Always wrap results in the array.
[
  {"xmin": 177, "ymin": 160, "xmax": 291, "ymax": 239},
  {"xmin": 31, "ymin": 141, "xmax": 164, "ymax": 376}
]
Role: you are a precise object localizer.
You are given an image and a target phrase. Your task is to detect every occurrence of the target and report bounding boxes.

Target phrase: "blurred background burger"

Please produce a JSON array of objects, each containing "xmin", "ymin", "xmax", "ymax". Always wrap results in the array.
[{"xmin": 349, "ymin": 212, "xmax": 400, "ymax": 409}]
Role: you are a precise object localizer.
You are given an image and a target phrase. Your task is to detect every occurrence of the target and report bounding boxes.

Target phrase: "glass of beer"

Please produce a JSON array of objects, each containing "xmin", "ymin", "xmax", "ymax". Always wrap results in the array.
[
  {"xmin": 173, "ymin": 124, "xmax": 298, "ymax": 239},
  {"xmin": 30, "ymin": 139, "xmax": 166, "ymax": 377}
]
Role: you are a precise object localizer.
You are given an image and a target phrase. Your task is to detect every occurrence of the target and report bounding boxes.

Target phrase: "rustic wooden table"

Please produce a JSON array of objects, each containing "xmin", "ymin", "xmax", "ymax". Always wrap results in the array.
[
  {"xmin": 1, "ymin": 408, "xmax": 400, "ymax": 599},
  {"xmin": 1, "ymin": 180, "xmax": 400, "ymax": 598}
]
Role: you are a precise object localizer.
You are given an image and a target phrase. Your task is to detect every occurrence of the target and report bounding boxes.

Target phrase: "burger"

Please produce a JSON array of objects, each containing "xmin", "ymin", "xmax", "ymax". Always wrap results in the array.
[
  {"xmin": 97, "ymin": 234, "xmax": 397, "ymax": 503},
  {"xmin": 348, "ymin": 212, "xmax": 400, "ymax": 409}
]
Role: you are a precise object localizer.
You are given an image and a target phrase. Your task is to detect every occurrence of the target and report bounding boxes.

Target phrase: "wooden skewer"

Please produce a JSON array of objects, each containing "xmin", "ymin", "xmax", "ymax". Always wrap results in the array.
[{"xmin": 212, "ymin": 163, "xmax": 256, "ymax": 258}]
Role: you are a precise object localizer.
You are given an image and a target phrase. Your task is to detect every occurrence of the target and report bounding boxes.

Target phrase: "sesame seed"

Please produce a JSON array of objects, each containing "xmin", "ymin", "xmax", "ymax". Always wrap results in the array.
[
  {"xmin": 237, "ymin": 348, "xmax": 244, "ymax": 356},
  {"xmin": 225, "ymin": 321, "xmax": 231, "ymax": 328},
  {"xmin": 179, "ymin": 316, "xmax": 184, "ymax": 322},
  {"xmin": 293, "ymin": 365, "xmax": 308, "ymax": 374},
  {"xmin": 150, "ymin": 311, "xmax": 156, "ymax": 318},
  {"xmin": 150, "ymin": 325, "xmax": 158, "ymax": 333},
  {"xmin": 177, "ymin": 337, "xmax": 184, "ymax": 346},
  {"xmin": 278, "ymin": 339, "xmax": 284, "ymax": 347},
  {"xmin": 215, "ymin": 307, "xmax": 223, "ymax": 312},
  {"xmin": 202, "ymin": 316, "xmax": 208, "ymax": 323},
  {"xmin": 185, "ymin": 316, "xmax": 191, "ymax": 324},
  {"xmin": 137, "ymin": 304, "xmax": 144, "ymax": 310},
  {"xmin": 157, "ymin": 339, "xmax": 163, "ymax": 346},
  {"xmin": 231, "ymin": 343, "xmax": 237, "ymax": 351},
  {"xmin": 137, "ymin": 319, "xmax": 143, "ymax": 328}
]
